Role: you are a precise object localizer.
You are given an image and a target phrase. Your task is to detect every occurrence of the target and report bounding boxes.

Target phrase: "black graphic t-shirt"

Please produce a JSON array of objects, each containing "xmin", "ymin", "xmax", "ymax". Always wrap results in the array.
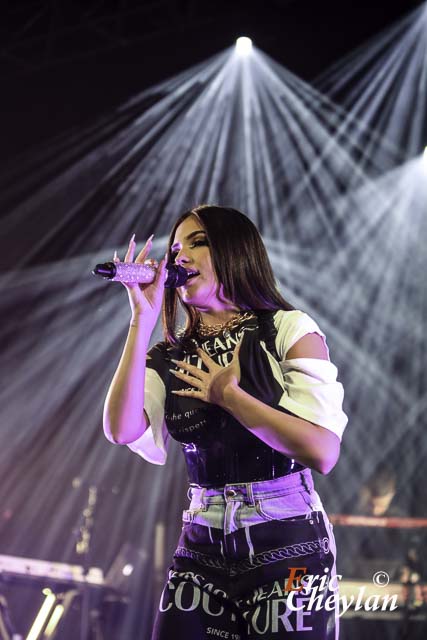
[{"xmin": 127, "ymin": 310, "xmax": 348, "ymax": 485}]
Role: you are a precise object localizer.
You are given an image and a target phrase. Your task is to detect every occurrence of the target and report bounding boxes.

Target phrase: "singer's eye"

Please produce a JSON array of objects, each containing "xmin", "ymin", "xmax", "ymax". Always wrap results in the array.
[
  {"xmin": 190, "ymin": 239, "xmax": 209, "ymax": 249},
  {"xmin": 170, "ymin": 237, "xmax": 209, "ymax": 262}
]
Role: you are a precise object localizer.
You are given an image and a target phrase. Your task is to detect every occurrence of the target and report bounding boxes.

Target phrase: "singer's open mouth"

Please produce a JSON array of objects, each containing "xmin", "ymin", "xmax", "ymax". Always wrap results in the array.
[
  {"xmin": 186, "ymin": 270, "xmax": 200, "ymax": 280},
  {"xmin": 183, "ymin": 270, "xmax": 200, "ymax": 287}
]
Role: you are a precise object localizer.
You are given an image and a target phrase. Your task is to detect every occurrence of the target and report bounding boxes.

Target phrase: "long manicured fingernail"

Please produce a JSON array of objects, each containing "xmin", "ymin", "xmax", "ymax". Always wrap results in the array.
[
  {"xmin": 130, "ymin": 233, "xmax": 135, "ymax": 243},
  {"xmin": 147, "ymin": 234, "xmax": 154, "ymax": 244},
  {"xmin": 113, "ymin": 250, "xmax": 118, "ymax": 260}
]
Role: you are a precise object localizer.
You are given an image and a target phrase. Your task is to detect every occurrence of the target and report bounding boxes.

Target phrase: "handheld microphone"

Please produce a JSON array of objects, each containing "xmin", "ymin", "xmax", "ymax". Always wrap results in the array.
[{"xmin": 92, "ymin": 261, "xmax": 189, "ymax": 288}]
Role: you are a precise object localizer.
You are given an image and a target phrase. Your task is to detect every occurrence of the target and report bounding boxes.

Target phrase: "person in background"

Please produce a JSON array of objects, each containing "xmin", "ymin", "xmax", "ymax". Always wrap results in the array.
[
  {"xmin": 354, "ymin": 463, "xmax": 404, "ymax": 517},
  {"xmin": 338, "ymin": 463, "xmax": 424, "ymax": 595}
]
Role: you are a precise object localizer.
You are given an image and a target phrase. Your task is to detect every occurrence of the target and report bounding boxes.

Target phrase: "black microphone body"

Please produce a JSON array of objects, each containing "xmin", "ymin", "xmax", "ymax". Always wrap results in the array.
[{"xmin": 92, "ymin": 261, "xmax": 189, "ymax": 288}]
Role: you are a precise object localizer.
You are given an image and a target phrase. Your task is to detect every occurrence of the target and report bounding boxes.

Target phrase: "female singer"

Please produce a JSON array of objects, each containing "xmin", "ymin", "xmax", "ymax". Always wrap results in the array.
[{"xmin": 103, "ymin": 205, "xmax": 347, "ymax": 639}]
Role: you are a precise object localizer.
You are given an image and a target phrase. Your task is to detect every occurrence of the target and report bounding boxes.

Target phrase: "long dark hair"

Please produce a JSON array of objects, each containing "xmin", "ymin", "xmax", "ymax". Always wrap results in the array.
[{"xmin": 163, "ymin": 205, "xmax": 294, "ymax": 344}]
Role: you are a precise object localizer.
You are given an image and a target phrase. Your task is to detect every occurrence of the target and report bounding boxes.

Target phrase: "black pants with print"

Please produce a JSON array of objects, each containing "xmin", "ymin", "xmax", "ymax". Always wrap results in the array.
[{"xmin": 152, "ymin": 473, "xmax": 339, "ymax": 639}]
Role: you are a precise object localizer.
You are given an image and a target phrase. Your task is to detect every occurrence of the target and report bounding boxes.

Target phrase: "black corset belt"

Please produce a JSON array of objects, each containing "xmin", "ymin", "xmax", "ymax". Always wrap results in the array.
[{"xmin": 182, "ymin": 440, "xmax": 305, "ymax": 487}]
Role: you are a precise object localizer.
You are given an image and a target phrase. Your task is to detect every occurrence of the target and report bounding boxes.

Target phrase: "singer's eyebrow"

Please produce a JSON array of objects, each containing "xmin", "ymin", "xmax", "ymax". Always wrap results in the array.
[{"xmin": 171, "ymin": 230, "xmax": 206, "ymax": 251}]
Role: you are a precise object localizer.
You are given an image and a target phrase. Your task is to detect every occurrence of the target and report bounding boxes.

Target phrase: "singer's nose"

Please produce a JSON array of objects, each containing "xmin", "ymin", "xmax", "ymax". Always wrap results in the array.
[{"xmin": 174, "ymin": 249, "xmax": 190, "ymax": 265}]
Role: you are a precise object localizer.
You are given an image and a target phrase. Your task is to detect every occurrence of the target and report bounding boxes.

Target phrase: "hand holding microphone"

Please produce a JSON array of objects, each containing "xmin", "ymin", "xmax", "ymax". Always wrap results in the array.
[
  {"xmin": 93, "ymin": 255, "xmax": 188, "ymax": 287},
  {"xmin": 94, "ymin": 234, "xmax": 172, "ymax": 328}
]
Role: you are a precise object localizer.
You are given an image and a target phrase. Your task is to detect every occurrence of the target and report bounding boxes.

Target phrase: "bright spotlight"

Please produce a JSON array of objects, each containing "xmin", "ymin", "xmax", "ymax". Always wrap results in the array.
[
  {"xmin": 122, "ymin": 563, "xmax": 134, "ymax": 576},
  {"xmin": 235, "ymin": 37, "xmax": 253, "ymax": 56}
]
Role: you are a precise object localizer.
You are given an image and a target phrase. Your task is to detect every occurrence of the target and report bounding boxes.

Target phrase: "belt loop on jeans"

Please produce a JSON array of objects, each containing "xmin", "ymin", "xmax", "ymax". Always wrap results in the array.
[
  {"xmin": 300, "ymin": 470, "xmax": 312, "ymax": 494},
  {"xmin": 198, "ymin": 488, "xmax": 206, "ymax": 510},
  {"xmin": 246, "ymin": 483, "xmax": 255, "ymax": 507}
]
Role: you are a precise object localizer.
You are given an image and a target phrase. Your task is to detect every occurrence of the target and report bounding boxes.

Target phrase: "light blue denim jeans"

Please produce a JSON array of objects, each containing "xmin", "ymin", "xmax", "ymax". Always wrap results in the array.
[{"xmin": 185, "ymin": 468, "xmax": 325, "ymax": 531}]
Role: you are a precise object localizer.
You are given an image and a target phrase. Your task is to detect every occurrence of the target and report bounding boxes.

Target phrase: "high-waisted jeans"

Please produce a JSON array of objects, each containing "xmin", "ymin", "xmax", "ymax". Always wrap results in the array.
[{"xmin": 152, "ymin": 469, "xmax": 339, "ymax": 640}]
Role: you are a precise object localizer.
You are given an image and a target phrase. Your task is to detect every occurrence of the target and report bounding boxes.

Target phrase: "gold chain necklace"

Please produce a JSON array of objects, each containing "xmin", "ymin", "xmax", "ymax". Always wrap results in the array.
[{"xmin": 196, "ymin": 311, "xmax": 256, "ymax": 337}]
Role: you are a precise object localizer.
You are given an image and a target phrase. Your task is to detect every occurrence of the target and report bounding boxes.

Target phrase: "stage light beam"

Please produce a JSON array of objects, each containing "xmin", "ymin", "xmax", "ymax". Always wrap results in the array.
[{"xmin": 235, "ymin": 37, "xmax": 252, "ymax": 56}]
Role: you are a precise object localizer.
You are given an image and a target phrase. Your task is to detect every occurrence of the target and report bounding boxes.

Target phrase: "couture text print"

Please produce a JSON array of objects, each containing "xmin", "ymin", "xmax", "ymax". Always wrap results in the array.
[{"xmin": 159, "ymin": 571, "xmax": 325, "ymax": 635}]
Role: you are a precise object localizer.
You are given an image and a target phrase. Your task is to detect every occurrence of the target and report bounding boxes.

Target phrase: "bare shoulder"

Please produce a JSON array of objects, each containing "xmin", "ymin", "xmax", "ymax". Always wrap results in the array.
[{"xmin": 285, "ymin": 333, "xmax": 329, "ymax": 360}]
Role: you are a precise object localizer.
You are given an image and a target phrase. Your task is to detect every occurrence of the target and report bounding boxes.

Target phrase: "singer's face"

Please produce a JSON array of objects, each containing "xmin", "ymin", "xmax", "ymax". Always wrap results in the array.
[{"xmin": 171, "ymin": 216, "xmax": 228, "ymax": 312}]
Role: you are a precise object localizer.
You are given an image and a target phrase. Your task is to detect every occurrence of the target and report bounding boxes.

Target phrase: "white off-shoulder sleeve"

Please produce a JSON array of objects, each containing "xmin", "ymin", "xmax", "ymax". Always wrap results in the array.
[
  {"xmin": 126, "ymin": 367, "xmax": 170, "ymax": 465},
  {"xmin": 267, "ymin": 310, "xmax": 348, "ymax": 440},
  {"xmin": 278, "ymin": 358, "xmax": 348, "ymax": 440}
]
